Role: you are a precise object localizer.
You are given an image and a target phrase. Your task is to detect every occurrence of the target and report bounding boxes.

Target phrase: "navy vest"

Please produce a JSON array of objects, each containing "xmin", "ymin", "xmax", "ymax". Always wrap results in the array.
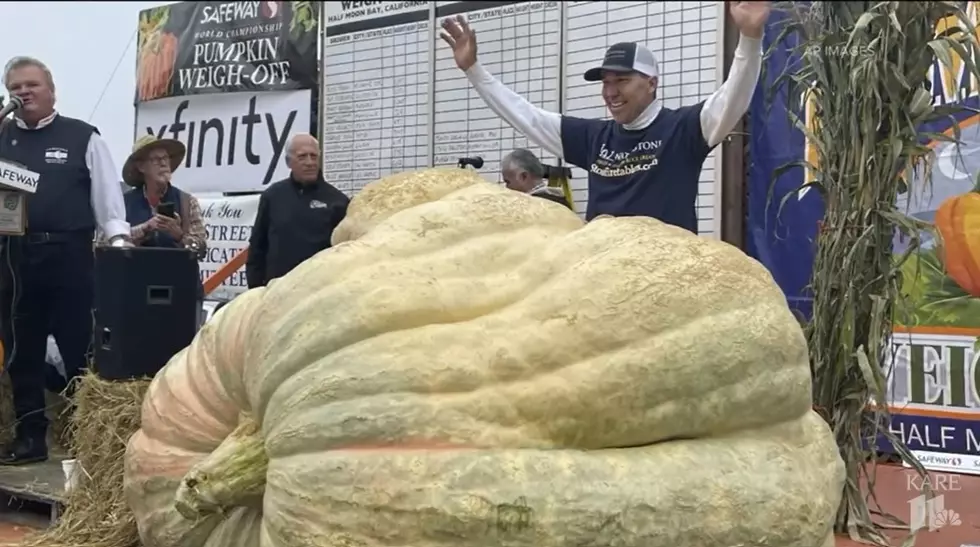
[
  {"xmin": 0, "ymin": 115, "xmax": 98, "ymax": 233},
  {"xmin": 124, "ymin": 184, "xmax": 183, "ymax": 249}
]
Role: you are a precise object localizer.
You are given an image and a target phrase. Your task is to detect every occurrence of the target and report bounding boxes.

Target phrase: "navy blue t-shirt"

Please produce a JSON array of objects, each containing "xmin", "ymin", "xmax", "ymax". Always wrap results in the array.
[{"xmin": 560, "ymin": 102, "xmax": 714, "ymax": 233}]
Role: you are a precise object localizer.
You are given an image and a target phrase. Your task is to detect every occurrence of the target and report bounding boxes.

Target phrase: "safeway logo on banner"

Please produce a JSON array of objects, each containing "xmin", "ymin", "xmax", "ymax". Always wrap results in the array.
[
  {"xmin": 198, "ymin": 193, "xmax": 260, "ymax": 301},
  {"xmin": 135, "ymin": 89, "xmax": 311, "ymax": 194}
]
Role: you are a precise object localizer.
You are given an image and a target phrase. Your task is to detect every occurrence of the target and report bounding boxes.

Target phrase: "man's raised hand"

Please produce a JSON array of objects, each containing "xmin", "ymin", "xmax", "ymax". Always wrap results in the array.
[
  {"xmin": 440, "ymin": 15, "xmax": 478, "ymax": 72},
  {"xmin": 730, "ymin": 1, "xmax": 771, "ymax": 39}
]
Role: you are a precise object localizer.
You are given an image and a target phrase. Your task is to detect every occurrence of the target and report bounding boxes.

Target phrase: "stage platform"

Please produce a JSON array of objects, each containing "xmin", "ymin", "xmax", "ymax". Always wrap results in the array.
[{"xmin": 0, "ymin": 457, "xmax": 65, "ymax": 528}]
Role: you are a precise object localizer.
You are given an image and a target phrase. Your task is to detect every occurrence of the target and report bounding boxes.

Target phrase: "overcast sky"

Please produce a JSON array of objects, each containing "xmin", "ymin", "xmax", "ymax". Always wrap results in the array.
[{"xmin": 0, "ymin": 1, "xmax": 168, "ymax": 175}]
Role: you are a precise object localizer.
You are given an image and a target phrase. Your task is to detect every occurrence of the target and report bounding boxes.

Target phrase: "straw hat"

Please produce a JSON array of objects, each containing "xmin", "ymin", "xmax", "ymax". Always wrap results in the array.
[{"xmin": 122, "ymin": 134, "xmax": 186, "ymax": 187}]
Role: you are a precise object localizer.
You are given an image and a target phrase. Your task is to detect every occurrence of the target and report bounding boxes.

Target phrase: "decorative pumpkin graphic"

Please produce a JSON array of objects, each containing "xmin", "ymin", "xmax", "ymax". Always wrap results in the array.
[
  {"xmin": 137, "ymin": 7, "xmax": 177, "ymax": 102},
  {"xmin": 935, "ymin": 187, "xmax": 980, "ymax": 297}
]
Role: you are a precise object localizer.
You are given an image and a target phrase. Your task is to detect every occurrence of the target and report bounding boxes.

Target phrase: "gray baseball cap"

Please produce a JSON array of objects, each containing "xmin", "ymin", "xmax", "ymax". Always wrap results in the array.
[{"xmin": 584, "ymin": 42, "xmax": 660, "ymax": 81}]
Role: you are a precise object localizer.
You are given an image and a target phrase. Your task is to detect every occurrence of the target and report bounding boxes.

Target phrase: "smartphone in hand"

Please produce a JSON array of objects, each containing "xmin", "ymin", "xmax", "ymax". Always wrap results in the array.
[{"xmin": 157, "ymin": 202, "xmax": 176, "ymax": 218}]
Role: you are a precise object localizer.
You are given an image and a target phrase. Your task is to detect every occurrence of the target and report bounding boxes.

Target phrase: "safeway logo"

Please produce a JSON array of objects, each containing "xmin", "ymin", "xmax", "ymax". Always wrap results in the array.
[
  {"xmin": 260, "ymin": 1, "xmax": 281, "ymax": 18},
  {"xmin": 0, "ymin": 161, "xmax": 40, "ymax": 194},
  {"xmin": 916, "ymin": 453, "xmax": 963, "ymax": 467}
]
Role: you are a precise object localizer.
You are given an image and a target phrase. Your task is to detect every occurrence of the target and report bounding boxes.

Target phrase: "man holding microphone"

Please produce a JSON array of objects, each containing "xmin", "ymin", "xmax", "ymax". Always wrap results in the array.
[
  {"xmin": 0, "ymin": 56, "xmax": 130, "ymax": 465},
  {"xmin": 440, "ymin": 2, "xmax": 771, "ymax": 234}
]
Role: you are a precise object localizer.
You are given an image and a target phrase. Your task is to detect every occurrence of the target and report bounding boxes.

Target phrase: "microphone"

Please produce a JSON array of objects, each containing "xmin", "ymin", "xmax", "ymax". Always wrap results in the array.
[
  {"xmin": 0, "ymin": 96, "xmax": 23, "ymax": 119},
  {"xmin": 457, "ymin": 156, "xmax": 484, "ymax": 170}
]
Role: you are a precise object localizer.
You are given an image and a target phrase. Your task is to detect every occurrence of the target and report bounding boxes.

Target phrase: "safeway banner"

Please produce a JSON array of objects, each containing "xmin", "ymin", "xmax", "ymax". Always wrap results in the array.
[
  {"xmin": 133, "ymin": 89, "xmax": 312, "ymax": 193},
  {"xmin": 754, "ymin": 6, "xmax": 980, "ymax": 475},
  {"xmin": 135, "ymin": 1, "xmax": 319, "ymax": 102}
]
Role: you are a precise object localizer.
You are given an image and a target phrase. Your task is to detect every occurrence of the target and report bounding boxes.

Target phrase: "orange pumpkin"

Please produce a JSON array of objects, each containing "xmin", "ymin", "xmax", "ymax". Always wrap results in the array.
[{"xmin": 935, "ymin": 190, "xmax": 980, "ymax": 297}]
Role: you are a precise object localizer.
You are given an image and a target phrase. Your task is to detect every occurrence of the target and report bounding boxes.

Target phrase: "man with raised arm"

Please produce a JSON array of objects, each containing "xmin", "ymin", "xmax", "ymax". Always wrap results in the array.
[{"xmin": 440, "ymin": 1, "xmax": 771, "ymax": 233}]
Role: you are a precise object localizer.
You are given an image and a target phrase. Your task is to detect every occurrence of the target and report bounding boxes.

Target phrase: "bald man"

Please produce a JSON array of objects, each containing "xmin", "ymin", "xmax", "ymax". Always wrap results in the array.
[{"xmin": 246, "ymin": 134, "xmax": 349, "ymax": 288}]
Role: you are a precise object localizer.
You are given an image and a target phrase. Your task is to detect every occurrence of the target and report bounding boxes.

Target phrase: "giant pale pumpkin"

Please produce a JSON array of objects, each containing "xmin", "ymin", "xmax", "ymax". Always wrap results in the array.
[
  {"xmin": 124, "ymin": 168, "xmax": 845, "ymax": 547},
  {"xmin": 935, "ymin": 189, "xmax": 980, "ymax": 297}
]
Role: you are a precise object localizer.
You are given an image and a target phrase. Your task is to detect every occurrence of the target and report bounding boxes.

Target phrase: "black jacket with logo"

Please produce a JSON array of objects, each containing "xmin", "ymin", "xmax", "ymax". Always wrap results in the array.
[{"xmin": 246, "ymin": 175, "xmax": 349, "ymax": 288}]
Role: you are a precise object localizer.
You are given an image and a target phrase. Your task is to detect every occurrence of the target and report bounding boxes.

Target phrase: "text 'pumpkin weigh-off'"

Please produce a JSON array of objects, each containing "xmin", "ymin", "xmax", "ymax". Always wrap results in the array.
[{"xmin": 123, "ymin": 168, "xmax": 845, "ymax": 547}]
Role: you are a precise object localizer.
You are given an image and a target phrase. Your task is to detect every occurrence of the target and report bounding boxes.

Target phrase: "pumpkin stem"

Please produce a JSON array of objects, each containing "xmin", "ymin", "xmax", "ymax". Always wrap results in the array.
[{"xmin": 173, "ymin": 413, "xmax": 268, "ymax": 520}]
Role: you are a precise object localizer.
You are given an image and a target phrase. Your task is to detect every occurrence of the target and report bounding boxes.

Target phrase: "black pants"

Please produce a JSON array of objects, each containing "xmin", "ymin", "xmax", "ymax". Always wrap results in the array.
[{"xmin": 1, "ymin": 233, "xmax": 94, "ymax": 443}]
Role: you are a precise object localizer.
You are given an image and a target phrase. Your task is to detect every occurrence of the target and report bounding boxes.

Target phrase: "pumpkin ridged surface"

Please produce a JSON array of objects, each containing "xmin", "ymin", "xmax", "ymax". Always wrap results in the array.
[
  {"xmin": 262, "ymin": 412, "xmax": 839, "ymax": 547},
  {"xmin": 124, "ymin": 168, "xmax": 844, "ymax": 547}
]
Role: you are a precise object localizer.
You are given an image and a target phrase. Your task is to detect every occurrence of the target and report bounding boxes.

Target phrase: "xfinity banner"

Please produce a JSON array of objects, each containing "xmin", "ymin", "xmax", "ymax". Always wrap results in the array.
[
  {"xmin": 135, "ymin": 1, "xmax": 319, "ymax": 101},
  {"xmin": 134, "ymin": 89, "xmax": 311, "ymax": 193}
]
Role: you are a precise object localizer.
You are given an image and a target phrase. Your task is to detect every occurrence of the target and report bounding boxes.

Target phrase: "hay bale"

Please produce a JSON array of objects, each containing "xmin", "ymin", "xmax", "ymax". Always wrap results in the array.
[
  {"xmin": 0, "ymin": 372, "xmax": 73, "ymax": 451},
  {"xmin": 19, "ymin": 371, "xmax": 149, "ymax": 547}
]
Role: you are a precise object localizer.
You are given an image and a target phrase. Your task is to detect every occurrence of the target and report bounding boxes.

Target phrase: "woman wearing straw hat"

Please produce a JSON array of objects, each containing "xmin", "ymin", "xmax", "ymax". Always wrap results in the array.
[
  {"xmin": 122, "ymin": 135, "xmax": 205, "ymax": 250},
  {"xmin": 120, "ymin": 134, "xmax": 208, "ymax": 324}
]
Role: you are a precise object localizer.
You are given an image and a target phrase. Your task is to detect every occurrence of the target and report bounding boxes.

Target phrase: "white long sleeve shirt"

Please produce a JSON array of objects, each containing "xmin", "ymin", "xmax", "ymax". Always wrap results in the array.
[
  {"xmin": 464, "ymin": 34, "xmax": 762, "ymax": 155},
  {"xmin": 12, "ymin": 111, "xmax": 130, "ymax": 241},
  {"xmin": 462, "ymin": 34, "xmax": 763, "ymax": 228}
]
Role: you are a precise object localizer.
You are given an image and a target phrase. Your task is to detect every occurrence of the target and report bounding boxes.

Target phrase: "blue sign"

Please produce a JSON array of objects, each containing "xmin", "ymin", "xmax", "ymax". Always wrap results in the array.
[
  {"xmin": 883, "ymin": 412, "xmax": 980, "ymax": 457},
  {"xmin": 746, "ymin": 10, "xmax": 824, "ymax": 322}
]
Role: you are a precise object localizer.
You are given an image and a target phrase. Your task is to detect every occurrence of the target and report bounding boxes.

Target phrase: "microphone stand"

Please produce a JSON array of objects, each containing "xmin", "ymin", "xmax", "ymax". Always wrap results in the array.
[{"xmin": 0, "ymin": 100, "xmax": 35, "ymax": 371}]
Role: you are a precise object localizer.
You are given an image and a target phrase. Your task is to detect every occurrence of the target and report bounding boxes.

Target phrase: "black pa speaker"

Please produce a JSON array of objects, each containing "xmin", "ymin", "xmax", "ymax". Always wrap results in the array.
[{"xmin": 93, "ymin": 246, "xmax": 200, "ymax": 380}]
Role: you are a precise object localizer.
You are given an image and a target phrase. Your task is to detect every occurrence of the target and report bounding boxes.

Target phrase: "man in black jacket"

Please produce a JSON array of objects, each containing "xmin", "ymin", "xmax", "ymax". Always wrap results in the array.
[
  {"xmin": 501, "ymin": 148, "xmax": 571, "ymax": 209},
  {"xmin": 246, "ymin": 134, "xmax": 349, "ymax": 288}
]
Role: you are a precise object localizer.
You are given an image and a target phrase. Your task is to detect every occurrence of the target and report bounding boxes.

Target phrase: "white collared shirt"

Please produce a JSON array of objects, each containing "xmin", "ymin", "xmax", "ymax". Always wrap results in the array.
[{"xmin": 11, "ymin": 111, "xmax": 129, "ymax": 240}]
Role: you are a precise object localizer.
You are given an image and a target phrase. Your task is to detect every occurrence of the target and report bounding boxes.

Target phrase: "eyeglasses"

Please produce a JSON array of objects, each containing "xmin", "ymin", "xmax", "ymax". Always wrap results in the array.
[{"xmin": 144, "ymin": 155, "xmax": 171, "ymax": 166}]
